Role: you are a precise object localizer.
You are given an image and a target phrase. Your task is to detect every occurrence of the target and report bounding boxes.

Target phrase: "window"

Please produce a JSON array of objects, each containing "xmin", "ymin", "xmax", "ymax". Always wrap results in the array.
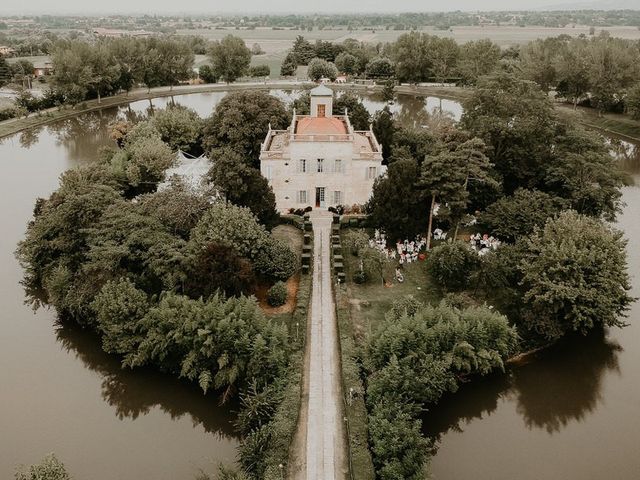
[
  {"xmin": 298, "ymin": 159, "xmax": 307, "ymax": 173},
  {"xmin": 333, "ymin": 191, "xmax": 342, "ymax": 205},
  {"xmin": 317, "ymin": 158, "xmax": 324, "ymax": 173},
  {"xmin": 334, "ymin": 159, "xmax": 343, "ymax": 173},
  {"xmin": 297, "ymin": 190, "xmax": 308, "ymax": 204},
  {"xmin": 367, "ymin": 166, "xmax": 377, "ymax": 179},
  {"xmin": 317, "ymin": 104, "xmax": 326, "ymax": 117},
  {"xmin": 263, "ymin": 165, "xmax": 273, "ymax": 180}
]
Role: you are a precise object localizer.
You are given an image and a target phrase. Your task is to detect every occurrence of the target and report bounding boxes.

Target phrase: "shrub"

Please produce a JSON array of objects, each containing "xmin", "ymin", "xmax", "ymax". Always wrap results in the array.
[
  {"xmin": 15, "ymin": 453, "xmax": 70, "ymax": 480},
  {"xmin": 353, "ymin": 270, "xmax": 367, "ymax": 284},
  {"xmin": 364, "ymin": 300, "xmax": 519, "ymax": 479},
  {"xmin": 248, "ymin": 65, "xmax": 270, "ymax": 77},
  {"xmin": 479, "ymin": 188, "xmax": 567, "ymax": 241},
  {"xmin": 199, "ymin": 64, "xmax": 218, "ymax": 83},
  {"xmin": 267, "ymin": 281, "xmax": 288, "ymax": 307},
  {"xmin": 342, "ymin": 230, "xmax": 369, "ymax": 256},
  {"xmin": 368, "ymin": 401, "xmax": 427, "ymax": 480},
  {"xmin": 426, "ymin": 241, "xmax": 480, "ymax": 291},
  {"xmin": 0, "ymin": 106, "xmax": 19, "ymax": 121}
]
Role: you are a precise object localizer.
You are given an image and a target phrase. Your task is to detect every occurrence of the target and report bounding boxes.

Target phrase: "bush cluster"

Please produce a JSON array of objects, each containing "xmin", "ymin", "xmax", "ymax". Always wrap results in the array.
[
  {"xmin": 267, "ymin": 281, "xmax": 288, "ymax": 307},
  {"xmin": 365, "ymin": 299, "xmax": 518, "ymax": 479},
  {"xmin": 426, "ymin": 241, "xmax": 481, "ymax": 291}
]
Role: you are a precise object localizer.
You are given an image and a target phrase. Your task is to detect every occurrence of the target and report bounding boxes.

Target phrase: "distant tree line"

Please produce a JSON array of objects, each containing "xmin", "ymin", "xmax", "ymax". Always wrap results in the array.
[{"xmin": 280, "ymin": 32, "xmax": 640, "ymax": 116}]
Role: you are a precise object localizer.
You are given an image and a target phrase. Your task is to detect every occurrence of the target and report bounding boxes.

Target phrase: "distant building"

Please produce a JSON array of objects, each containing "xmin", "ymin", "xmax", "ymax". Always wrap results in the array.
[
  {"xmin": 260, "ymin": 85, "xmax": 384, "ymax": 211},
  {"xmin": 0, "ymin": 46, "xmax": 16, "ymax": 57},
  {"xmin": 33, "ymin": 61, "xmax": 54, "ymax": 77},
  {"xmin": 93, "ymin": 28, "xmax": 153, "ymax": 38}
]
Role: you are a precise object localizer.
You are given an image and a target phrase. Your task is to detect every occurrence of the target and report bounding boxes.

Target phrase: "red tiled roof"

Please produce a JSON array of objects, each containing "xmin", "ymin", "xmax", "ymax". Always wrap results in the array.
[{"xmin": 296, "ymin": 117, "xmax": 347, "ymax": 135}]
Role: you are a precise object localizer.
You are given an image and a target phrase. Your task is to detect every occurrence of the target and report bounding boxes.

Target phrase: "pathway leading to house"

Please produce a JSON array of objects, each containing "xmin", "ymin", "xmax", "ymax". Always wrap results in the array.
[{"xmin": 295, "ymin": 210, "xmax": 346, "ymax": 480}]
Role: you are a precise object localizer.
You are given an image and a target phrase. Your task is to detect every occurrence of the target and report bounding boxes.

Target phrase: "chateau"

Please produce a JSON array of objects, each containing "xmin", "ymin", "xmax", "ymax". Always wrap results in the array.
[{"xmin": 260, "ymin": 85, "xmax": 384, "ymax": 211}]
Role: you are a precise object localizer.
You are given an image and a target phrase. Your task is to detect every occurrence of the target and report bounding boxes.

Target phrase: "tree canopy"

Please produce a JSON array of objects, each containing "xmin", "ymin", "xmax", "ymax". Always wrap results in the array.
[
  {"xmin": 202, "ymin": 91, "xmax": 290, "ymax": 166},
  {"xmin": 208, "ymin": 35, "xmax": 252, "ymax": 83},
  {"xmin": 520, "ymin": 211, "xmax": 634, "ymax": 341}
]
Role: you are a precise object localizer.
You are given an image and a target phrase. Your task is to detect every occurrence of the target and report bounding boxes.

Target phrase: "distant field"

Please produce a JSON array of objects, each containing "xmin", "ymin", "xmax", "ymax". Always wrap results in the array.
[
  {"xmin": 177, "ymin": 24, "xmax": 640, "ymax": 52},
  {"xmin": 179, "ymin": 24, "xmax": 640, "ymax": 75},
  {"xmin": 9, "ymin": 24, "xmax": 640, "ymax": 80}
]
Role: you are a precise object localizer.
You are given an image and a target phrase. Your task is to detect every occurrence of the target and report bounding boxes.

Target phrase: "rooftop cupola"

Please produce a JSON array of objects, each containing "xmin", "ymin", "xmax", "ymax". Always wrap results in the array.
[{"xmin": 310, "ymin": 84, "xmax": 333, "ymax": 118}]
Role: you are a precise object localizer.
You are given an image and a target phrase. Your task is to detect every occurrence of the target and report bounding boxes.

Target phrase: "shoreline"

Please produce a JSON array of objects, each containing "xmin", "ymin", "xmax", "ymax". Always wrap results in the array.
[{"xmin": 1, "ymin": 81, "xmax": 639, "ymax": 145}]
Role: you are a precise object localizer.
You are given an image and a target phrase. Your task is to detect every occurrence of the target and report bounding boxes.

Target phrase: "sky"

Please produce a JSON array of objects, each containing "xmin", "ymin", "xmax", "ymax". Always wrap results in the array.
[{"xmin": 0, "ymin": 0, "xmax": 614, "ymax": 16}]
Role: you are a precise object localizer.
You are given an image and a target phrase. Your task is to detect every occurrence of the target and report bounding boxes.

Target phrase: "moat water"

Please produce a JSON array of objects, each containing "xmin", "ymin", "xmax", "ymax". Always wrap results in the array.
[{"xmin": 0, "ymin": 89, "xmax": 637, "ymax": 479}]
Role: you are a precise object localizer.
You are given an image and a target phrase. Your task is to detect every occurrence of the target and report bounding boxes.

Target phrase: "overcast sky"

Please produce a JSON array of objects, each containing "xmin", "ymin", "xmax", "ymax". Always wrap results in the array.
[{"xmin": 1, "ymin": 0, "xmax": 592, "ymax": 16}]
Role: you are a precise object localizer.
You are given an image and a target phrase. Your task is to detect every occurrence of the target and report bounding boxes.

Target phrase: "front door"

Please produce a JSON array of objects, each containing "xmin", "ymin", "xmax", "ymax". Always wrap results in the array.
[{"xmin": 315, "ymin": 187, "xmax": 325, "ymax": 208}]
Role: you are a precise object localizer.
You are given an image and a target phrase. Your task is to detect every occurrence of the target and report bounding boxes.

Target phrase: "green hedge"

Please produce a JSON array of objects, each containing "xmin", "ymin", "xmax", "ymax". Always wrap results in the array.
[
  {"xmin": 335, "ymin": 299, "xmax": 376, "ymax": 480},
  {"xmin": 340, "ymin": 215, "xmax": 372, "ymax": 229},
  {"xmin": 279, "ymin": 214, "xmax": 305, "ymax": 231},
  {"xmin": 332, "ymin": 224, "xmax": 375, "ymax": 480},
  {"xmin": 259, "ymin": 232, "xmax": 313, "ymax": 477}
]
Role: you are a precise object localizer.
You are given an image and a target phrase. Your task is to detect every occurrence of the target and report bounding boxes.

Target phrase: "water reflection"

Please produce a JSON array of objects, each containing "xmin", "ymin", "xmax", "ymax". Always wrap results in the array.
[
  {"xmin": 19, "ymin": 126, "xmax": 43, "ymax": 148},
  {"xmin": 55, "ymin": 323, "xmax": 239, "ymax": 439},
  {"xmin": 46, "ymin": 112, "xmax": 116, "ymax": 162},
  {"xmin": 422, "ymin": 373, "xmax": 511, "ymax": 442},
  {"xmin": 609, "ymin": 137, "xmax": 640, "ymax": 175},
  {"xmin": 513, "ymin": 331, "xmax": 622, "ymax": 433},
  {"xmin": 424, "ymin": 330, "xmax": 622, "ymax": 441}
]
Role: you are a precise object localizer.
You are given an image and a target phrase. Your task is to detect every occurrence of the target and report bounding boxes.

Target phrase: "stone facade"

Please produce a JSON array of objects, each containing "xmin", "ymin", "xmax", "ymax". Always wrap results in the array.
[{"xmin": 260, "ymin": 85, "xmax": 384, "ymax": 212}]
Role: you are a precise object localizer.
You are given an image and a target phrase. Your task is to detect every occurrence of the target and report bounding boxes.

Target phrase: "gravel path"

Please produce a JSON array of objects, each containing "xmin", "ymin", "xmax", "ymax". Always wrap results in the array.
[{"xmin": 302, "ymin": 211, "xmax": 346, "ymax": 480}]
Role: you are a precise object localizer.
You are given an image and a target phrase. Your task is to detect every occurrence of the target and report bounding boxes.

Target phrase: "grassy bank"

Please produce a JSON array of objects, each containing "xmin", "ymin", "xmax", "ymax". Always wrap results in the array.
[
  {"xmin": 556, "ymin": 103, "xmax": 640, "ymax": 142},
  {"xmin": 0, "ymin": 81, "xmax": 310, "ymax": 140}
]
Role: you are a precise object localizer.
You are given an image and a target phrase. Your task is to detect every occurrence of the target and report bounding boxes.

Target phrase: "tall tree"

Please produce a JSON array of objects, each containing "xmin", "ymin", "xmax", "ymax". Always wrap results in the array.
[
  {"xmin": 208, "ymin": 147, "xmax": 279, "ymax": 228},
  {"xmin": 334, "ymin": 93, "xmax": 371, "ymax": 130},
  {"xmin": 519, "ymin": 37, "xmax": 562, "ymax": 92},
  {"xmin": 156, "ymin": 38, "xmax": 195, "ymax": 90},
  {"xmin": 586, "ymin": 34, "xmax": 640, "ymax": 113},
  {"xmin": 520, "ymin": 210, "xmax": 634, "ymax": 341},
  {"xmin": 208, "ymin": 35, "xmax": 252, "ymax": 83},
  {"xmin": 0, "ymin": 56, "xmax": 10, "ymax": 88},
  {"xmin": 202, "ymin": 91, "xmax": 290, "ymax": 165},
  {"xmin": 150, "ymin": 105, "xmax": 203, "ymax": 154},
  {"xmin": 51, "ymin": 40, "xmax": 94, "ymax": 104},
  {"xmin": 460, "ymin": 72, "xmax": 555, "ymax": 193},
  {"xmin": 421, "ymin": 138, "xmax": 493, "ymax": 248},
  {"xmin": 426, "ymin": 36, "xmax": 459, "ymax": 84},
  {"xmin": 458, "ymin": 39, "xmax": 501, "ymax": 85},
  {"xmin": 335, "ymin": 52, "xmax": 358, "ymax": 75},
  {"xmin": 366, "ymin": 157, "xmax": 429, "ymax": 240},
  {"xmin": 391, "ymin": 31, "xmax": 428, "ymax": 83},
  {"xmin": 89, "ymin": 42, "xmax": 120, "ymax": 104},
  {"xmin": 365, "ymin": 57, "xmax": 394, "ymax": 79},
  {"xmin": 108, "ymin": 37, "xmax": 145, "ymax": 93},
  {"xmin": 554, "ymin": 38, "xmax": 590, "ymax": 109},
  {"xmin": 307, "ymin": 57, "xmax": 338, "ymax": 81}
]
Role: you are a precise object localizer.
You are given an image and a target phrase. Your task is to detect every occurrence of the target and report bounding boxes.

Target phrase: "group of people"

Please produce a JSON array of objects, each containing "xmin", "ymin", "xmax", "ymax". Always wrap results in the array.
[
  {"xmin": 469, "ymin": 233, "xmax": 501, "ymax": 255},
  {"xmin": 368, "ymin": 229, "xmax": 429, "ymax": 265}
]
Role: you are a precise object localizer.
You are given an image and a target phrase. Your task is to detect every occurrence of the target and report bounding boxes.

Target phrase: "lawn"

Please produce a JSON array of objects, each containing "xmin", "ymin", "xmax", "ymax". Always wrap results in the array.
[
  {"xmin": 557, "ymin": 104, "xmax": 640, "ymax": 141},
  {"xmin": 338, "ymin": 228, "xmax": 441, "ymax": 342}
]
